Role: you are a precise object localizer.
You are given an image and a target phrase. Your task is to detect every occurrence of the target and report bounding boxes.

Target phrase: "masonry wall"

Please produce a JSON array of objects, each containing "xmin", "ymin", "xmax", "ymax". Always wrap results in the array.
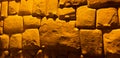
[{"xmin": 0, "ymin": 0, "xmax": 120, "ymax": 58}]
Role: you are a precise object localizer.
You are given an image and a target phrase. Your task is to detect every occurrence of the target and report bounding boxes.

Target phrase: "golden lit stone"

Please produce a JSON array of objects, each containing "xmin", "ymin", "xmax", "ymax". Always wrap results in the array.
[{"xmin": 1, "ymin": 1, "xmax": 8, "ymax": 17}]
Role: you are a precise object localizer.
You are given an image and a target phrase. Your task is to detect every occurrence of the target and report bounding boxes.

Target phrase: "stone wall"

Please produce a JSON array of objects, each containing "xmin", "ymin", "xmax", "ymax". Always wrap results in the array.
[{"xmin": 0, "ymin": 0, "xmax": 120, "ymax": 58}]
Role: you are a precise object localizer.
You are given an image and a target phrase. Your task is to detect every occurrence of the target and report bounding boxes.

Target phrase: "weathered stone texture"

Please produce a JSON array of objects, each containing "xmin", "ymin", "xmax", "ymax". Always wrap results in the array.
[
  {"xmin": 76, "ymin": 5, "xmax": 96, "ymax": 28},
  {"xmin": 58, "ymin": 7, "xmax": 75, "ymax": 20},
  {"xmin": 32, "ymin": 0, "xmax": 47, "ymax": 17},
  {"xmin": 80, "ymin": 29, "xmax": 102, "ymax": 58},
  {"xmin": 19, "ymin": 0, "xmax": 33, "ymax": 15},
  {"xmin": 1, "ymin": 1, "xmax": 8, "ymax": 17},
  {"xmin": 10, "ymin": 34, "xmax": 22, "ymax": 49},
  {"xmin": 104, "ymin": 29, "xmax": 120, "ymax": 58},
  {"xmin": 96, "ymin": 7, "xmax": 118, "ymax": 28},
  {"xmin": 4, "ymin": 16, "xmax": 23, "ymax": 34},
  {"xmin": 40, "ymin": 18, "xmax": 80, "ymax": 50},
  {"xmin": 8, "ymin": 1, "xmax": 19, "ymax": 15},
  {"xmin": 23, "ymin": 16, "xmax": 40, "ymax": 29},
  {"xmin": 0, "ymin": 34, "xmax": 9, "ymax": 49},
  {"xmin": 22, "ymin": 29, "xmax": 40, "ymax": 49},
  {"xmin": 87, "ymin": 0, "xmax": 120, "ymax": 8}
]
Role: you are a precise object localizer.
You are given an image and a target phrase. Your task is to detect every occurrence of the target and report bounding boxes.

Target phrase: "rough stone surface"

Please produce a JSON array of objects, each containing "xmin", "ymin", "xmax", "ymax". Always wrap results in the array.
[
  {"xmin": 10, "ymin": 34, "xmax": 22, "ymax": 49},
  {"xmin": 4, "ymin": 16, "xmax": 23, "ymax": 34},
  {"xmin": 76, "ymin": 5, "xmax": 96, "ymax": 28},
  {"xmin": 87, "ymin": 0, "xmax": 120, "ymax": 8},
  {"xmin": 19, "ymin": 0, "xmax": 33, "ymax": 15},
  {"xmin": 104, "ymin": 29, "xmax": 120, "ymax": 58},
  {"xmin": 22, "ymin": 29, "xmax": 40, "ymax": 49},
  {"xmin": 80, "ymin": 29, "xmax": 102, "ymax": 58},
  {"xmin": 47, "ymin": 0, "xmax": 58, "ymax": 15},
  {"xmin": 58, "ymin": 7, "xmax": 75, "ymax": 20},
  {"xmin": 8, "ymin": 1, "xmax": 19, "ymax": 15},
  {"xmin": 96, "ymin": 7, "xmax": 118, "ymax": 28},
  {"xmin": 32, "ymin": 0, "xmax": 47, "ymax": 17},
  {"xmin": 0, "ymin": 34, "xmax": 9, "ymax": 49},
  {"xmin": 23, "ymin": 15, "xmax": 41, "ymax": 29},
  {"xmin": 1, "ymin": 1, "xmax": 8, "ymax": 17},
  {"xmin": 39, "ymin": 18, "xmax": 80, "ymax": 50}
]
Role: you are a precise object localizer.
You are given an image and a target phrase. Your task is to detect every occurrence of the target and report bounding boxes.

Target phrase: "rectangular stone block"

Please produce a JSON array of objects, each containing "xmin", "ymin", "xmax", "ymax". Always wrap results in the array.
[
  {"xmin": 0, "ymin": 34, "xmax": 9, "ymax": 49},
  {"xmin": 80, "ymin": 29, "xmax": 103, "ymax": 58},
  {"xmin": 58, "ymin": 7, "xmax": 75, "ymax": 20},
  {"xmin": 4, "ymin": 16, "xmax": 23, "ymax": 34},
  {"xmin": 1, "ymin": 1, "xmax": 8, "ymax": 18},
  {"xmin": 104, "ymin": 29, "xmax": 120, "ymax": 58},
  {"xmin": 22, "ymin": 29, "xmax": 40, "ymax": 49},
  {"xmin": 10, "ymin": 34, "xmax": 22, "ymax": 49},
  {"xmin": 96, "ymin": 7, "xmax": 118, "ymax": 28},
  {"xmin": 32, "ymin": 0, "xmax": 47, "ymax": 17},
  {"xmin": 87, "ymin": 0, "xmax": 120, "ymax": 8},
  {"xmin": 19, "ymin": 0, "xmax": 33, "ymax": 15},
  {"xmin": 76, "ymin": 5, "xmax": 96, "ymax": 28},
  {"xmin": 8, "ymin": 1, "xmax": 19, "ymax": 15},
  {"xmin": 46, "ymin": 0, "xmax": 58, "ymax": 15},
  {"xmin": 23, "ymin": 15, "xmax": 41, "ymax": 29}
]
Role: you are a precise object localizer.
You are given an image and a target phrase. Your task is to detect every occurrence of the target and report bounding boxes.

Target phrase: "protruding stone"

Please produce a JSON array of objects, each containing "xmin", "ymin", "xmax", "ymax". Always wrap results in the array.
[
  {"xmin": 19, "ymin": 0, "xmax": 33, "ymax": 15},
  {"xmin": 104, "ymin": 29, "xmax": 120, "ymax": 58},
  {"xmin": 8, "ymin": 1, "xmax": 19, "ymax": 15},
  {"xmin": 10, "ymin": 34, "xmax": 22, "ymax": 49},
  {"xmin": 23, "ymin": 15, "xmax": 40, "ymax": 29},
  {"xmin": 4, "ymin": 16, "xmax": 23, "ymax": 34},
  {"xmin": 0, "ymin": 34, "xmax": 9, "ymax": 49},
  {"xmin": 22, "ymin": 29, "xmax": 40, "ymax": 49},
  {"xmin": 1, "ymin": 1, "xmax": 8, "ymax": 18},
  {"xmin": 58, "ymin": 7, "xmax": 75, "ymax": 20},
  {"xmin": 87, "ymin": 0, "xmax": 120, "ymax": 8},
  {"xmin": 76, "ymin": 5, "xmax": 96, "ymax": 28},
  {"xmin": 40, "ymin": 18, "xmax": 80, "ymax": 50},
  {"xmin": 80, "ymin": 29, "xmax": 103, "ymax": 58},
  {"xmin": 32, "ymin": 0, "xmax": 47, "ymax": 17},
  {"xmin": 96, "ymin": 7, "xmax": 118, "ymax": 28}
]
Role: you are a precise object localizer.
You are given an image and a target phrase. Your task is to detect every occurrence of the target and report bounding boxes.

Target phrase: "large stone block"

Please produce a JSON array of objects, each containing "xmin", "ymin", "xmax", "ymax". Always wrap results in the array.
[
  {"xmin": 87, "ymin": 0, "xmax": 120, "ymax": 8},
  {"xmin": 8, "ymin": 1, "xmax": 19, "ymax": 15},
  {"xmin": 40, "ymin": 18, "xmax": 80, "ymax": 50},
  {"xmin": 4, "ymin": 16, "xmax": 23, "ymax": 34},
  {"xmin": 96, "ymin": 7, "xmax": 118, "ymax": 28},
  {"xmin": 0, "ymin": 34, "xmax": 9, "ymax": 49},
  {"xmin": 76, "ymin": 5, "xmax": 96, "ymax": 28},
  {"xmin": 19, "ymin": 0, "xmax": 33, "ymax": 15},
  {"xmin": 10, "ymin": 34, "xmax": 22, "ymax": 49},
  {"xmin": 23, "ymin": 16, "xmax": 40, "ymax": 29},
  {"xmin": 22, "ymin": 29, "xmax": 40, "ymax": 49},
  {"xmin": 32, "ymin": 0, "xmax": 47, "ymax": 17},
  {"xmin": 58, "ymin": 7, "xmax": 75, "ymax": 20},
  {"xmin": 1, "ymin": 1, "xmax": 8, "ymax": 18},
  {"xmin": 80, "ymin": 29, "xmax": 103, "ymax": 58},
  {"xmin": 104, "ymin": 29, "xmax": 120, "ymax": 58}
]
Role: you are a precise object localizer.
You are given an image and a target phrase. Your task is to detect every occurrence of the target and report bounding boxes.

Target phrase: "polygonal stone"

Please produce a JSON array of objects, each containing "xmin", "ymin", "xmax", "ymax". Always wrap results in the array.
[
  {"xmin": 80, "ymin": 29, "xmax": 103, "ymax": 58},
  {"xmin": 104, "ymin": 29, "xmax": 120, "ymax": 58},
  {"xmin": 10, "ymin": 34, "xmax": 22, "ymax": 49},
  {"xmin": 22, "ymin": 29, "xmax": 40, "ymax": 49},
  {"xmin": 19, "ymin": 0, "xmax": 33, "ymax": 15},
  {"xmin": 58, "ymin": 7, "xmax": 75, "ymax": 20},
  {"xmin": 1, "ymin": 1, "xmax": 8, "ymax": 17},
  {"xmin": 87, "ymin": 0, "xmax": 120, "ymax": 8},
  {"xmin": 32, "ymin": 0, "xmax": 47, "ymax": 17},
  {"xmin": 0, "ymin": 34, "xmax": 9, "ymax": 49},
  {"xmin": 4, "ymin": 16, "xmax": 23, "ymax": 34},
  {"xmin": 46, "ymin": 0, "xmax": 58, "ymax": 15},
  {"xmin": 40, "ymin": 18, "xmax": 80, "ymax": 50},
  {"xmin": 23, "ymin": 16, "xmax": 40, "ymax": 29},
  {"xmin": 76, "ymin": 5, "xmax": 96, "ymax": 28},
  {"xmin": 8, "ymin": 1, "xmax": 19, "ymax": 15},
  {"xmin": 96, "ymin": 7, "xmax": 118, "ymax": 28}
]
